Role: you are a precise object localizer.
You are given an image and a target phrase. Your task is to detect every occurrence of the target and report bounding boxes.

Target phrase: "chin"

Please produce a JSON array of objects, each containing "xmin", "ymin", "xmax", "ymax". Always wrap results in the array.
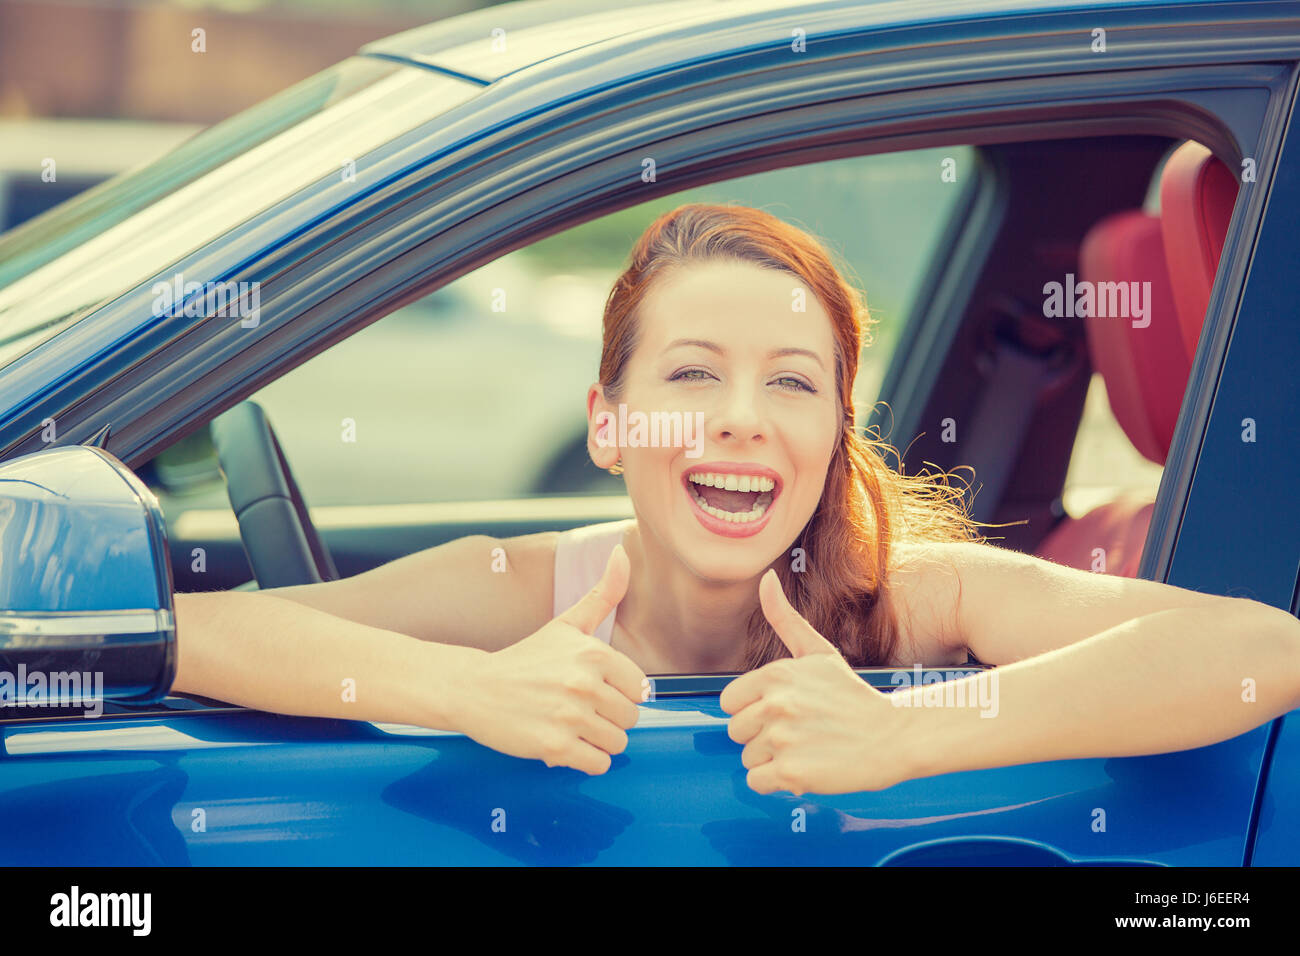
[
  {"xmin": 685, "ymin": 541, "xmax": 780, "ymax": 583},
  {"xmin": 670, "ymin": 508, "xmax": 806, "ymax": 585}
]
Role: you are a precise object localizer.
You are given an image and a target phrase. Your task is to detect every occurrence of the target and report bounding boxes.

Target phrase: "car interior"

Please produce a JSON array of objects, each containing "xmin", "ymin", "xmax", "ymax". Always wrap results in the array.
[
  {"xmin": 882, "ymin": 136, "xmax": 1237, "ymax": 576},
  {"xmin": 140, "ymin": 132, "xmax": 1238, "ymax": 617}
]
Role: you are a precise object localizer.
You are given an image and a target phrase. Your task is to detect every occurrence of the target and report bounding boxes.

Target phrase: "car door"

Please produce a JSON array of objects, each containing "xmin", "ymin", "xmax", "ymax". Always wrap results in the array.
[
  {"xmin": 1170, "ymin": 68, "xmax": 1300, "ymax": 866},
  {"xmin": 2, "ymin": 2, "xmax": 1298, "ymax": 865}
]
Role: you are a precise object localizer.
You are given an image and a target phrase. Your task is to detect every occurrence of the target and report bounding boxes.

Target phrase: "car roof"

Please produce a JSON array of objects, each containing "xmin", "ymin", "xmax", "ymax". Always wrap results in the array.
[{"xmin": 361, "ymin": 0, "xmax": 1226, "ymax": 83}]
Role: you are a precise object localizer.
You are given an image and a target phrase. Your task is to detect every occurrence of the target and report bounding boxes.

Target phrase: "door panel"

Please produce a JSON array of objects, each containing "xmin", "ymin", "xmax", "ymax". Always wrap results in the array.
[{"xmin": 0, "ymin": 703, "xmax": 1269, "ymax": 865}]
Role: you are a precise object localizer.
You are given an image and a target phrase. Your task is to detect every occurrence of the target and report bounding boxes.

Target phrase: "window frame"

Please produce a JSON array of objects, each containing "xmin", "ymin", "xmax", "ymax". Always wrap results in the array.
[
  {"xmin": 0, "ymin": 54, "xmax": 1287, "ymax": 467},
  {"xmin": 0, "ymin": 32, "xmax": 1290, "ymax": 611},
  {"xmin": 1158, "ymin": 68, "xmax": 1300, "ymax": 609}
]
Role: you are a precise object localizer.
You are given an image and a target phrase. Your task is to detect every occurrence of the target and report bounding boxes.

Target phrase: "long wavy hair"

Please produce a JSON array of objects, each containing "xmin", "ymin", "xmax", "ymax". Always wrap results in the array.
[{"xmin": 598, "ymin": 203, "xmax": 985, "ymax": 669}]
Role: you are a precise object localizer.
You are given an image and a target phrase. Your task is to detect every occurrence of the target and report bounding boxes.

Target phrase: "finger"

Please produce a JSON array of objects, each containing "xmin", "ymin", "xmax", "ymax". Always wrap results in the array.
[
  {"xmin": 593, "ymin": 681, "xmax": 641, "ymax": 730},
  {"xmin": 599, "ymin": 647, "xmax": 649, "ymax": 704},
  {"xmin": 558, "ymin": 544, "xmax": 630, "ymax": 635},
  {"xmin": 759, "ymin": 569, "xmax": 838, "ymax": 658},
  {"xmin": 558, "ymin": 739, "xmax": 614, "ymax": 776},
  {"xmin": 741, "ymin": 733, "xmax": 776, "ymax": 770},
  {"xmin": 746, "ymin": 762, "xmax": 786, "ymax": 795},
  {"xmin": 726, "ymin": 700, "xmax": 767, "ymax": 745},
  {"xmin": 577, "ymin": 710, "xmax": 630, "ymax": 756},
  {"xmin": 719, "ymin": 669, "xmax": 770, "ymax": 714}
]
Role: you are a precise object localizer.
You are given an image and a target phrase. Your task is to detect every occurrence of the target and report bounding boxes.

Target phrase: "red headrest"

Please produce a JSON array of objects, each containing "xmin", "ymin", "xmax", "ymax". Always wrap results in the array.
[
  {"xmin": 1078, "ymin": 211, "xmax": 1186, "ymax": 464},
  {"xmin": 1077, "ymin": 142, "xmax": 1236, "ymax": 465},
  {"xmin": 1160, "ymin": 141, "xmax": 1236, "ymax": 359}
]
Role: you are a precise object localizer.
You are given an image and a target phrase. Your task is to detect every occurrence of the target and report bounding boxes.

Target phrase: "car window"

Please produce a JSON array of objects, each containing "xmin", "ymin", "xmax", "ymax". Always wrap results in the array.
[
  {"xmin": 0, "ymin": 58, "xmax": 478, "ymax": 370},
  {"xmin": 212, "ymin": 145, "xmax": 978, "ymax": 507},
  {"xmin": 1061, "ymin": 373, "xmax": 1165, "ymax": 516},
  {"xmin": 1057, "ymin": 138, "xmax": 1234, "ymax": 539},
  {"xmin": 0, "ymin": 119, "xmax": 201, "ymax": 232}
]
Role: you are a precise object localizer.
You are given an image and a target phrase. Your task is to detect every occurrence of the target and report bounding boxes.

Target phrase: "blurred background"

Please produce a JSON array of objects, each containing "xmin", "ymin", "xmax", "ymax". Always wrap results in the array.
[
  {"xmin": 0, "ymin": 0, "xmax": 1160, "ymax": 518},
  {"xmin": 0, "ymin": 0, "xmax": 477, "ymax": 223},
  {"xmin": 0, "ymin": 0, "xmax": 470, "ymax": 123}
]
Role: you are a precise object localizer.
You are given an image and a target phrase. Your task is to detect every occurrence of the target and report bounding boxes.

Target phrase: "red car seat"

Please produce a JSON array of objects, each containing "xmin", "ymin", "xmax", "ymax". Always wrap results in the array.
[{"xmin": 1034, "ymin": 142, "xmax": 1236, "ymax": 576}]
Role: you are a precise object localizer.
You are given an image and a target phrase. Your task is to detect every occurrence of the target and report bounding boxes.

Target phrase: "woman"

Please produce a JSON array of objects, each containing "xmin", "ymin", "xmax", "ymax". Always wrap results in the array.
[{"xmin": 172, "ymin": 203, "xmax": 1300, "ymax": 796}]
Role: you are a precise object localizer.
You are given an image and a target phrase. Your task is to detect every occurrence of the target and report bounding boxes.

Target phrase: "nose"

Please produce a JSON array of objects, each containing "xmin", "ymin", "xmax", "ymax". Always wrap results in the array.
[{"xmin": 709, "ymin": 382, "xmax": 766, "ymax": 446}]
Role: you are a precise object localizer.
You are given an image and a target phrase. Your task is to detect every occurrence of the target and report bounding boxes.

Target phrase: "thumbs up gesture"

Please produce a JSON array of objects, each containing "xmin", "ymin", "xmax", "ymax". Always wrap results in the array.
[
  {"xmin": 451, "ymin": 545, "xmax": 649, "ymax": 775},
  {"xmin": 720, "ymin": 570, "xmax": 902, "ymax": 796}
]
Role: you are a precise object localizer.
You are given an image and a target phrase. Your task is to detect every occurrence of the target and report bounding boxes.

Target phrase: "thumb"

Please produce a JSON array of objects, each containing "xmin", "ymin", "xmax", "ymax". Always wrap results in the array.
[
  {"xmin": 759, "ymin": 569, "xmax": 838, "ymax": 657},
  {"xmin": 558, "ymin": 543, "xmax": 630, "ymax": 635}
]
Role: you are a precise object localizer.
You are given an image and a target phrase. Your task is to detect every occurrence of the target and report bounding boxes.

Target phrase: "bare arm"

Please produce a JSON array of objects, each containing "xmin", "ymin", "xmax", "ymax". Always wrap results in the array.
[
  {"xmin": 263, "ymin": 532, "xmax": 557, "ymax": 651},
  {"xmin": 902, "ymin": 598, "xmax": 1300, "ymax": 779},
  {"xmin": 168, "ymin": 540, "xmax": 646, "ymax": 777},
  {"xmin": 894, "ymin": 541, "xmax": 1300, "ymax": 777},
  {"xmin": 169, "ymin": 532, "xmax": 555, "ymax": 721},
  {"xmin": 889, "ymin": 540, "xmax": 1228, "ymax": 665},
  {"xmin": 171, "ymin": 589, "xmax": 485, "ymax": 729}
]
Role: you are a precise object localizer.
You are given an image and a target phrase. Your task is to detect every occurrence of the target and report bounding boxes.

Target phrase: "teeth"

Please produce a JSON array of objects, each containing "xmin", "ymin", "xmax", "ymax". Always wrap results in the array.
[
  {"xmin": 686, "ymin": 485, "xmax": 775, "ymax": 523},
  {"xmin": 686, "ymin": 472, "xmax": 776, "ymax": 492}
]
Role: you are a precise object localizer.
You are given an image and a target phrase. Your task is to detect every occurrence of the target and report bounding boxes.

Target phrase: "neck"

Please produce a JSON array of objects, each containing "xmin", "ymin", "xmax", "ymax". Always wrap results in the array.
[{"xmin": 619, "ymin": 523, "xmax": 762, "ymax": 673}]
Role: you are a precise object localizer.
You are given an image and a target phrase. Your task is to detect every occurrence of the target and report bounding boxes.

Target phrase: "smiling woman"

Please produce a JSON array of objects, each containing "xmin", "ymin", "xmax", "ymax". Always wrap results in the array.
[
  {"xmin": 169, "ymin": 201, "xmax": 1300, "ymax": 790},
  {"xmin": 582, "ymin": 204, "xmax": 981, "ymax": 673}
]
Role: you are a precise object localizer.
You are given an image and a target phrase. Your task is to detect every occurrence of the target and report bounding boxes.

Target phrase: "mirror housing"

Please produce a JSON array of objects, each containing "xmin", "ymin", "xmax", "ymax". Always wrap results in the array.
[{"xmin": 0, "ymin": 446, "xmax": 175, "ymax": 714}]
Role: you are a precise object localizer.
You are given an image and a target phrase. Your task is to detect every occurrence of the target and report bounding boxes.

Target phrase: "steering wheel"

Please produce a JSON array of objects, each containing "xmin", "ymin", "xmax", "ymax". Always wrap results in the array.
[{"xmin": 210, "ymin": 401, "xmax": 338, "ymax": 588}]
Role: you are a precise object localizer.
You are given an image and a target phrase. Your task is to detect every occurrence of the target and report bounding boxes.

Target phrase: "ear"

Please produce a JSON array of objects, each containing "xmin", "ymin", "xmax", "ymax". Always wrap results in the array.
[{"xmin": 586, "ymin": 383, "xmax": 620, "ymax": 470}]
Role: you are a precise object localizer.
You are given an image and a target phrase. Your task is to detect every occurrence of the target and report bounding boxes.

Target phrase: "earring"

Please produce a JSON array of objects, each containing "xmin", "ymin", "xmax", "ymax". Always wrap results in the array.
[{"xmin": 608, "ymin": 457, "xmax": 624, "ymax": 476}]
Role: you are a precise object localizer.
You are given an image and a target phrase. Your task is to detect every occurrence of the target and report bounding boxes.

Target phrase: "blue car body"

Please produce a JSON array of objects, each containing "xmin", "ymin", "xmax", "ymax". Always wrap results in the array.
[{"xmin": 1, "ymin": 0, "xmax": 1298, "ymax": 864}]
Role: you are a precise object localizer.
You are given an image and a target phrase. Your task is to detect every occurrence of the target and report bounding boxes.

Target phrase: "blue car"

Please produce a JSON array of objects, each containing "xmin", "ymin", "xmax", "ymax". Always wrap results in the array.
[{"xmin": 1, "ymin": 0, "xmax": 1298, "ymax": 865}]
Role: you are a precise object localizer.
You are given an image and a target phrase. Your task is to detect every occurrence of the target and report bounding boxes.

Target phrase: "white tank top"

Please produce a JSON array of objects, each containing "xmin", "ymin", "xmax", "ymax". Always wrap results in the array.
[
  {"xmin": 552, "ymin": 521, "xmax": 982, "ymax": 666},
  {"xmin": 551, "ymin": 519, "xmax": 636, "ymax": 643}
]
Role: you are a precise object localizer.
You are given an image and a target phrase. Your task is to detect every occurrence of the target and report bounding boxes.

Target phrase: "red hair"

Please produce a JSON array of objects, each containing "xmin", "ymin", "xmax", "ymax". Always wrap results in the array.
[{"xmin": 599, "ymin": 203, "xmax": 983, "ymax": 668}]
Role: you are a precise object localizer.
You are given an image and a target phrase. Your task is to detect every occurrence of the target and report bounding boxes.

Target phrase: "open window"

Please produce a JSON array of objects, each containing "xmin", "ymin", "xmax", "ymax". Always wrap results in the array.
[
  {"xmin": 148, "ymin": 130, "xmax": 1248, "ymax": 597},
  {"xmin": 868, "ymin": 136, "xmax": 1240, "ymax": 580},
  {"xmin": 131, "ymin": 121, "xmax": 1250, "ymax": 635},
  {"xmin": 154, "ymin": 144, "xmax": 982, "ymax": 591}
]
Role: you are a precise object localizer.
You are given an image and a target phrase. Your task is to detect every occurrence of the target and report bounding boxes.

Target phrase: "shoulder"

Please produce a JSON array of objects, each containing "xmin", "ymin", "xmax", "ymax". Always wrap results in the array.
[
  {"xmin": 473, "ymin": 530, "xmax": 560, "ymax": 583},
  {"xmin": 333, "ymin": 530, "xmax": 561, "ymax": 651},
  {"xmin": 884, "ymin": 534, "xmax": 1248, "ymax": 667},
  {"xmin": 880, "ymin": 538, "xmax": 1122, "ymax": 666},
  {"xmin": 881, "ymin": 539, "xmax": 1002, "ymax": 665},
  {"xmin": 396, "ymin": 529, "xmax": 559, "ymax": 586},
  {"xmin": 449, "ymin": 530, "xmax": 560, "ymax": 642}
]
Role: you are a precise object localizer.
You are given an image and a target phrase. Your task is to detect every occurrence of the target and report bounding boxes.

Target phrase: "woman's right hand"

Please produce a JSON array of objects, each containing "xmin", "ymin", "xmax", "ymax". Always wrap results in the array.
[{"xmin": 443, "ymin": 545, "xmax": 648, "ymax": 774}]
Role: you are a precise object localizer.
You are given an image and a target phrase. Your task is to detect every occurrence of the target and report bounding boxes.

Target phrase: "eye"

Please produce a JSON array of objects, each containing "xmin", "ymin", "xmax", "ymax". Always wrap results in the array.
[
  {"xmin": 771, "ymin": 375, "xmax": 816, "ymax": 393},
  {"xmin": 669, "ymin": 367, "xmax": 716, "ymax": 383}
]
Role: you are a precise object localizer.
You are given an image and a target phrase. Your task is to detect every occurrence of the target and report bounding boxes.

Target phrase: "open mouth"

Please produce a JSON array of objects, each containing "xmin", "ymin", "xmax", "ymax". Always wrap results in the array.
[{"xmin": 682, "ymin": 466, "xmax": 781, "ymax": 536}]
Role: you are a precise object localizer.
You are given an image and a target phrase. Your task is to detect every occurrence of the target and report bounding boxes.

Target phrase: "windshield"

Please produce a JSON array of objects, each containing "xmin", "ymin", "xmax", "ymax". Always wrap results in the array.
[{"xmin": 0, "ymin": 56, "xmax": 479, "ymax": 370}]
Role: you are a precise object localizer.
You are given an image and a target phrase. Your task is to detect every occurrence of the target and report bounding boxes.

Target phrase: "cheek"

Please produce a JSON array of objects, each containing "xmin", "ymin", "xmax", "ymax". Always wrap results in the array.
[
  {"xmin": 792, "ymin": 410, "xmax": 841, "ymax": 478},
  {"xmin": 621, "ymin": 444, "xmax": 678, "ymax": 502}
]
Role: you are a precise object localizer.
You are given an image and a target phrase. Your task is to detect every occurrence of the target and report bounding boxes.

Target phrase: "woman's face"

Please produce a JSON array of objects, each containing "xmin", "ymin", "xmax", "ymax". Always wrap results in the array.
[{"xmin": 588, "ymin": 259, "xmax": 842, "ymax": 583}]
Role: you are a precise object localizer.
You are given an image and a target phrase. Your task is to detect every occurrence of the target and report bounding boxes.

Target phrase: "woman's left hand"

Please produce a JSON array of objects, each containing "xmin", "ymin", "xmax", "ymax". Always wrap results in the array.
[{"xmin": 720, "ymin": 570, "xmax": 911, "ymax": 796}]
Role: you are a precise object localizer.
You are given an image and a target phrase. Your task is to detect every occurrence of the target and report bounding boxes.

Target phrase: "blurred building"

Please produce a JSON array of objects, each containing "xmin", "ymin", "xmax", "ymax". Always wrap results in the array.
[{"xmin": 0, "ymin": 0, "xmax": 492, "ymax": 123}]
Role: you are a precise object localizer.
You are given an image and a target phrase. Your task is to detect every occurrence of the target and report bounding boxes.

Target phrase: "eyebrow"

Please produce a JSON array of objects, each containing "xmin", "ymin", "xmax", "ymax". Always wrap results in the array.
[{"xmin": 664, "ymin": 338, "xmax": 827, "ymax": 370}]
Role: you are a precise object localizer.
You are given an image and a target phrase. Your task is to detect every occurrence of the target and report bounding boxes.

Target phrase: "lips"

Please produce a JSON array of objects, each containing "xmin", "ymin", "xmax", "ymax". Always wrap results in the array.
[{"xmin": 681, "ymin": 463, "xmax": 782, "ymax": 538}]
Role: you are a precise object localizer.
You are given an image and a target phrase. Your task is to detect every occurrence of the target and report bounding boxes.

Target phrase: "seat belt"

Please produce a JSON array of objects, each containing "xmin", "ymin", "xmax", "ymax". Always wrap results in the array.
[{"xmin": 961, "ymin": 340, "xmax": 1059, "ymax": 525}]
